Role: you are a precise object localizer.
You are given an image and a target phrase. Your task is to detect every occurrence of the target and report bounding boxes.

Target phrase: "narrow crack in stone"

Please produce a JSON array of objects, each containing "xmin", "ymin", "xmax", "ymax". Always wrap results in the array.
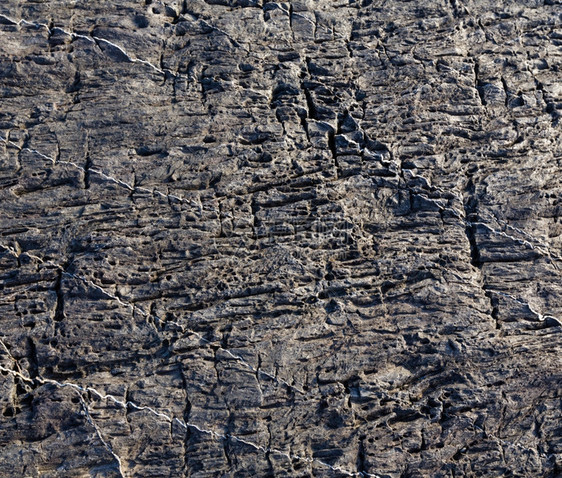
[
  {"xmin": 0, "ymin": 243, "xmax": 308, "ymax": 396},
  {"xmin": 0, "ymin": 364, "xmax": 376, "ymax": 477},
  {"xmin": 76, "ymin": 391, "xmax": 126, "ymax": 478}
]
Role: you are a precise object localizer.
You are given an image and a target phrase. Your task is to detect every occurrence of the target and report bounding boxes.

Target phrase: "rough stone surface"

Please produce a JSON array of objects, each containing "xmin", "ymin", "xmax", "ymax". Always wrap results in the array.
[{"xmin": 1, "ymin": 1, "xmax": 561, "ymax": 477}]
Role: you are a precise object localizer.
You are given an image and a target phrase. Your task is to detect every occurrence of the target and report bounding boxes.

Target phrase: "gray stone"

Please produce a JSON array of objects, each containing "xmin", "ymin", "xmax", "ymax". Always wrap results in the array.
[{"xmin": 0, "ymin": 1, "xmax": 561, "ymax": 477}]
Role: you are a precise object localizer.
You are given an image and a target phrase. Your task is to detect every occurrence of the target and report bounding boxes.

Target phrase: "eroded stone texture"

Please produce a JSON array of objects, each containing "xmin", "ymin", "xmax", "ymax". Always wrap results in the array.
[{"xmin": 0, "ymin": 1, "xmax": 561, "ymax": 477}]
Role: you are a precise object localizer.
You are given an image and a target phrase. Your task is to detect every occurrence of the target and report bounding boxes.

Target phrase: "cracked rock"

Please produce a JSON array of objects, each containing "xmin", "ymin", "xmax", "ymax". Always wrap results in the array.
[{"xmin": 1, "ymin": 1, "xmax": 561, "ymax": 477}]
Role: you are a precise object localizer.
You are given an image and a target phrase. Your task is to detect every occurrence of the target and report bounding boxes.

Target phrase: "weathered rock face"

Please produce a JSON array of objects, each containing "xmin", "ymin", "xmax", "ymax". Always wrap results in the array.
[{"xmin": 1, "ymin": 1, "xmax": 561, "ymax": 477}]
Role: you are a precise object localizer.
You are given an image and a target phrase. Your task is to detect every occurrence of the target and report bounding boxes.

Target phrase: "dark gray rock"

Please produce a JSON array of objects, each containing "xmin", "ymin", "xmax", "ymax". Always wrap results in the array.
[{"xmin": 1, "ymin": 1, "xmax": 561, "ymax": 477}]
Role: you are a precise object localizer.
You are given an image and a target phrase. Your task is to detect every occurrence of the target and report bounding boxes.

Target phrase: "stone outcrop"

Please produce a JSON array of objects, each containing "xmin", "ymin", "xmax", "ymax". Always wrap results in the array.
[{"xmin": 0, "ymin": 1, "xmax": 561, "ymax": 476}]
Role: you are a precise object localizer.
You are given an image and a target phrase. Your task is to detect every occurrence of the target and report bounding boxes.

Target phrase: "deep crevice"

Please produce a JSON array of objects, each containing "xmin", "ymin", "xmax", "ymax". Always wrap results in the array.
[
  {"xmin": 474, "ymin": 60, "xmax": 486, "ymax": 106},
  {"xmin": 54, "ymin": 270, "xmax": 65, "ymax": 323},
  {"xmin": 500, "ymin": 76, "xmax": 509, "ymax": 108},
  {"xmin": 84, "ymin": 148, "xmax": 92, "ymax": 190},
  {"xmin": 463, "ymin": 176, "xmax": 501, "ymax": 329},
  {"xmin": 357, "ymin": 436, "xmax": 367, "ymax": 475},
  {"xmin": 27, "ymin": 337, "xmax": 39, "ymax": 379},
  {"xmin": 463, "ymin": 177, "xmax": 481, "ymax": 268},
  {"xmin": 327, "ymin": 130, "xmax": 340, "ymax": 178}
]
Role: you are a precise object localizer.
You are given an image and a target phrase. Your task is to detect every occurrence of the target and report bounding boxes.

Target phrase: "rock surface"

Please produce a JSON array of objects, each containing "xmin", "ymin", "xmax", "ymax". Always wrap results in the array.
[{"xmin": 1, "ymin": 1, "xmax": 561, "ymax": 477}]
